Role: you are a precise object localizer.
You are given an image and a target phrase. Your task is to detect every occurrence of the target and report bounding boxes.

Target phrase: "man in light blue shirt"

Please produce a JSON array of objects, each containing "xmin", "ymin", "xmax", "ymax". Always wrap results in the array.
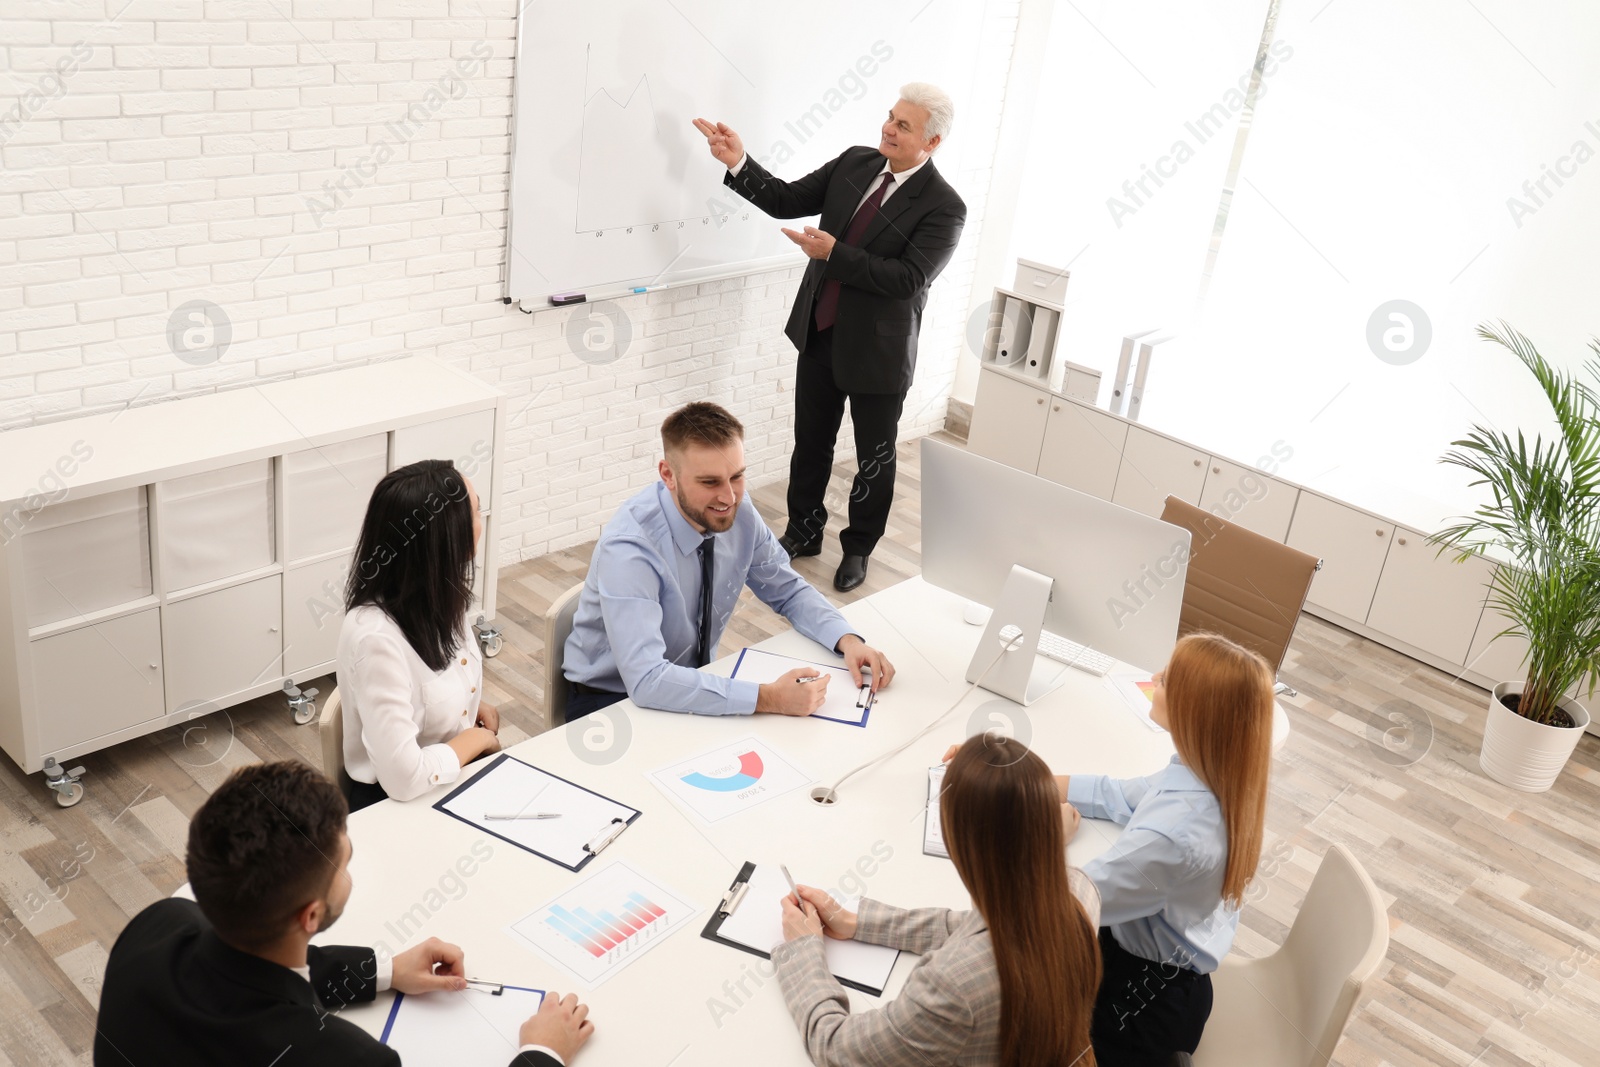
[{"xmin": 562, "ymin": 401, "xmax": 895, "ymax": 719}]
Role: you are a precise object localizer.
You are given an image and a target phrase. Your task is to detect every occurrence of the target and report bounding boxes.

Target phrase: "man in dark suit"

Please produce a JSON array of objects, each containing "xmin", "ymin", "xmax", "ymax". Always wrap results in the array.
[
  {"xmin": 694, "ymin": 84, "xmax": 967, "ymax": 592},
  {"xmin": 94, "ymin": 761, "xmax": 593, "ymax": 1067}
]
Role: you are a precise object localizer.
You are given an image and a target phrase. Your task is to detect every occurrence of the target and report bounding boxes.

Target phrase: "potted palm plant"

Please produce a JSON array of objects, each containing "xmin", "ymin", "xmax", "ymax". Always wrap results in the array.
[{"xmin": 1432, "ymin": 322, "xmax": 1600, "ymax": 793}]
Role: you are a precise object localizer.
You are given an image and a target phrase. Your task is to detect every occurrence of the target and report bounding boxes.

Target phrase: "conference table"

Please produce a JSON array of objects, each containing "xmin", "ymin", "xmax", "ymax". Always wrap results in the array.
[{"xmin": 327, "ymin": 576, "xmax": 1288, "ymax": 1065}]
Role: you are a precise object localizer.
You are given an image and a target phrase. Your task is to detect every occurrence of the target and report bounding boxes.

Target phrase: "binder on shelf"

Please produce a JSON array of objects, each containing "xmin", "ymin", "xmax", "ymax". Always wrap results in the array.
[
  {"xmin": 1021, "ymin": 305, "xmax": 1058, "ymax": 381},
  {"xmin": 993, "ymin": 296, "xmax": 1033, "ymax": 370},
  {"xmin": 701, "ymin": 861, "xmax": 900, "ymax": 996}
]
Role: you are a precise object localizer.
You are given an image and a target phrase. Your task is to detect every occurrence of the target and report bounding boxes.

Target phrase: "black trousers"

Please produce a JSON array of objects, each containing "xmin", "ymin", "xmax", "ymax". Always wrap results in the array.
[
  {"xmin": 1090, "ymin": 928, "xmax": 1214, "ymax": 1066},
  {"xmin": 785, "ymin": 326, "xmax": 907, "ymax": 557},
  {"xmin": 565, "ymin": 681, "xmax": 627, "ymax": 722},
  {"xmin": 339, "ymin": 768, "xmax": 389, "ymax": 815}
]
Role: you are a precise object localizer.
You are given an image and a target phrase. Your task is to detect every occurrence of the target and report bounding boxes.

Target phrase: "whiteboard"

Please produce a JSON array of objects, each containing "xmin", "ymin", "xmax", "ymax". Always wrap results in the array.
[{"xmin": 505, "ymin": 0, "xmax": 981, "ymax": 308}]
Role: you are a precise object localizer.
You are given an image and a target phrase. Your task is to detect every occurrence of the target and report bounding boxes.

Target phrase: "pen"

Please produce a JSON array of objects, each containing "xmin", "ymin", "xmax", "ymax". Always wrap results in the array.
[
  {"xmin": 484, "ymin": 812, "xmax": 562, "ymax": 820},
  {"xmin": 796, "ymin": 674, "xmax": 825, "ymax": 684},
  {"xmin": 779, "ymin": 864, "xmax": 801, "ymax": 904}
]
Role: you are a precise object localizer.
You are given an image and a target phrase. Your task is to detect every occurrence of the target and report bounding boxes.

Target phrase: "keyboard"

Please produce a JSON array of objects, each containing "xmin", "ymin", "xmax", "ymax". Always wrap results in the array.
[{"xmin": 1035, "ymin": 631, "xmax": 1117, "ymax": 676}]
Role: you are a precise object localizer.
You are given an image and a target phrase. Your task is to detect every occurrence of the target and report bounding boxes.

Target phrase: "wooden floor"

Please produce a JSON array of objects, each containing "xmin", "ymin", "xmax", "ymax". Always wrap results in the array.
[{"xmin": 2, "ymin": 431, "xmax": 1597, "ymax": 1066}]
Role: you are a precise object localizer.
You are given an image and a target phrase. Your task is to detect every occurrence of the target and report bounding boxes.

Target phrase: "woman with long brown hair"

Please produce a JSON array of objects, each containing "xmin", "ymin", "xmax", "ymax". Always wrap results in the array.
[
  {"xmin": 773, "ymin": 734, "xmax": 1101, "ymax": 1067},
  {"xmin": 1061, "ymin": 632, "xmax": 1274, "ymax": 1065}
]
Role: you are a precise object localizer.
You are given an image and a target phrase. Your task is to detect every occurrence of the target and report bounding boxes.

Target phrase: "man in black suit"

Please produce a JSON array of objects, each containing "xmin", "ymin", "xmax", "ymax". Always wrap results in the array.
[
  {"xmin": 95, "ymin": 761, "xmax": 593, "ymax": 1067},
  {"xmin": 694, "ymin": 83, "xmax": 967, "ymax": 592}
]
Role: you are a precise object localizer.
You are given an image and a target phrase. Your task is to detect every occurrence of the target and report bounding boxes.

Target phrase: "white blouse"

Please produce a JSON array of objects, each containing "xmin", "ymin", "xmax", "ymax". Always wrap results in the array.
[{"xmin": 336, "ymin": 605, "xmax": 483, "ymax": 801}]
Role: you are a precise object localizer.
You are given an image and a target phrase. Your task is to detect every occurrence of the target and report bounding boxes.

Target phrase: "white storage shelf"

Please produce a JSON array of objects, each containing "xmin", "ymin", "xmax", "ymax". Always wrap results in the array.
[
  {"xmin": 0, "ymin": 356, "xmax": 506, "ymax": 780},
  {"xmin": 966, "ymin": 365, "xmax": 1582, "ymax": 732}
]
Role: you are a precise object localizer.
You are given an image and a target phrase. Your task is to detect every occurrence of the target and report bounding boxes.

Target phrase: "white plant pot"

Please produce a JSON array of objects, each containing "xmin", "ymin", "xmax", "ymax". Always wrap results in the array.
[{"xmin": 1479, "ymin": 681, "xmax": 1590, "ymax": 793}]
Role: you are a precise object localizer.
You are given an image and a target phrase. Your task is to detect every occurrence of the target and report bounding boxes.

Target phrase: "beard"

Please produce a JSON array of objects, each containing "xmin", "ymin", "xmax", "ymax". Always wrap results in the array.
[
  {"xmin": 676, "ymin": 486, "xmax": 738, "ymax": 532},
  {"xmin": 315, "ymin": 898, "xmax": 345, "ymax": 934}
]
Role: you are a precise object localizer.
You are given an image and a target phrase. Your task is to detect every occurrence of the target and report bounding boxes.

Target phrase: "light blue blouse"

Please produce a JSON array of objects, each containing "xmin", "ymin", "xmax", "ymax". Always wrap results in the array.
[{"xmin": 1067, "ymin": 755, "xmax": 1239, "ymax": 974}]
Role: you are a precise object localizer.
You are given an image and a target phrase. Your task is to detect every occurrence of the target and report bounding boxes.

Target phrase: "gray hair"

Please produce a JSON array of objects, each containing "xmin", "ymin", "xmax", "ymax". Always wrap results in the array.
[{"xmin": 899, "ymin": 82, "xmax": 954, "ymax": 142}]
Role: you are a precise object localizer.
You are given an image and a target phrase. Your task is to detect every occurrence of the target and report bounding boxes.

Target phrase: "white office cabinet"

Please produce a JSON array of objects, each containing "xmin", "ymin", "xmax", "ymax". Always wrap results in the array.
[
  {"xmin": 393, "ymin": 409, "xmax": 497, "ymax": 506},
  {"xmin": 1464, "ymin": 595, "xmax": 1530, "ymax": 688},
  {"xmin": 31, "ymin": 608, "xmax": 164, "ymax": 752},
  {"xmin": 164, "ymin": 576, "xmax": 284, "ymax": 712},
  {"xmin": 0, "ymin": 356, "xmax": 506, "ymax": 794},
  {"xmin": 1199, "ymin": 458, "xmax": 1298, "ymax": 542},
  {"xmin": 1111, "ymin": 426, "xmax": 1208, "ymax": 517},
  {"xmin": 283, "ymin": 435, "xmax": 387, "ymax": 561},
  {"xmin": 1036, "ymin": 398, "xmax": 1127, "ymax": 499},
  {"xmin": 19, "ymin": 489, "xmax": 152, "ymax": 628},
  {"xmin": 1366, "ymin": 527, "xmax": 1496, "ymax": 664},
  {"xmin": 967, "ymin": 368, "xmax": 1050, "ymax": 473},
  {"xmin": 1286, "ymin": 492, "xmax": 1392, "ymax": 621},
  {"xmin": 284, "ymin": 556, "xmax": 350, "ymax": 675},
  {"xmin": 158, "ymin": 461, "xmax": 275, "ymax": 592}
]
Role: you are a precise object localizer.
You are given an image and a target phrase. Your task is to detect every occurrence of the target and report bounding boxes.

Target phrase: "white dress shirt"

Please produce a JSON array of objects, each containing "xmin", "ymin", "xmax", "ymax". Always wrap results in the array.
[{"xmin": 336, "ymin": 605, "xmax": 482, "ymax": 801}]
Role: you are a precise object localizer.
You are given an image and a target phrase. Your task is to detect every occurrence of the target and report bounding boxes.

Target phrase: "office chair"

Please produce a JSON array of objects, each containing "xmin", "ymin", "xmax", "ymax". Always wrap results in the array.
[
  {"xmin": 1192, "ymin": 844, "xmax": 1390, "ymax": 1067},
  {"xmin": 1159, "ymin": 496, "xmax": 1321, "ymax": 695},
  {"xmin": 543, "ymin": 583, "xmax": 584, "ymax": 726}
]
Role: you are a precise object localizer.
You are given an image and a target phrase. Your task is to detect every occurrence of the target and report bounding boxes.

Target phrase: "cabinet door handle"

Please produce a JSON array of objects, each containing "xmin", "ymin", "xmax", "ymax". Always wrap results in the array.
[
  {"xmin": 1192, "ymin": 459, "xmax": 1201, "ymax": 467},
  {"xmin": 149, "ymin": 663, "xmax": 159, "ymax": 669},
  {"xmin": 1212, "ymin": 465, "xmax": 1221, "ymax": 474},
  {"xmin": 269, "ymin": 626, "xmax": 280, "ymax": 632},
  {"xmin": 1397, "ymin": 537, "xmax": 1407, "ymax": 546},
  {"xmin": 1375, "ymin": 529, "xmax": 1385, "ymax": 536},
  {"xmin": 1052, "ymin": 404, "xmax": 1061, "ymax": 411},
  {"xmin": 1036, "ymin": 397, "xmax": 1045, "ymax": 405}
]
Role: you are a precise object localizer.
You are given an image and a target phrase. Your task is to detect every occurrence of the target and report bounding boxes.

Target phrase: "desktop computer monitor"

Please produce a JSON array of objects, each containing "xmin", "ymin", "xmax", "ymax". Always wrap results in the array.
[{"xmin": 920, "ymin": 438, "xmax": 1190, "ymax": 699}]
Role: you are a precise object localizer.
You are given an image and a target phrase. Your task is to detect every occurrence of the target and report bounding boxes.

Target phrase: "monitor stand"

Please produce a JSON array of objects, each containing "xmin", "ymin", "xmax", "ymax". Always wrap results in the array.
[{"xmin": 965, "ymin": 563, "xmax": 1065, "ymax": 706}]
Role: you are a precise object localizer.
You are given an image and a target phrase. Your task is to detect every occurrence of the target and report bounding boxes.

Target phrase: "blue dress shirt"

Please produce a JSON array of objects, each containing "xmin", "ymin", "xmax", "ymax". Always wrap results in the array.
[
  {"xmin": 1067, "ymin": 755, "xmax": 1238, "ymax": 974},
  {"xmin": 563, "ymin": 481, "xmax": 857, "ymax": 715}
]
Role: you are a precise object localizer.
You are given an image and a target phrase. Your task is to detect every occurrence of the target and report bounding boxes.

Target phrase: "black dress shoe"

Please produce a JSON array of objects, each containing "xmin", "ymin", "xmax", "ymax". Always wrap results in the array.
[
  {"xmin": 779, "ymin": 534, "xmax": 822, "ymax": 558},
  {"xmin": 834, "ymin": 554, "xmax": 869, "ymax": 592}
]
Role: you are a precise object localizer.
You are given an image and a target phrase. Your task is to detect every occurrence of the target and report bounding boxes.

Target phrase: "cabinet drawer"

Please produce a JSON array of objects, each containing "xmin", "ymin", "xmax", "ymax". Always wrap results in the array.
[
  {"xmin": 1036, "ymin": 399, "xmax": 1126, "ymax": 500},
  {"xmin": 393, "ymin": 409, "xmax": 496, "ymax": 505},
  {"xmin": 283, "ymin": 434, "xmax": 387, "ymax": 562},
  {"xmin": 284, "ymin": 557, "xmax": 349, "ymax": 675},
  {"xmin": 163, "ymin": 575, "xmax": 283, "ymax": 712},
  {"xmin": 1110, "ymin": 426, "xmax": 1208, "ymax": 517},
  {"xmin": 967, "ymin": 369, "xmax": 1051, "ymax": 473},
  {"xmin": 1198, "ymin": 458, "xmax": 1298, "ymax": 542},
  {"xmin": 1366, "ymin": 529, "xmax": 1495, "ymax": 663},
  {"xmin": 1286, "ymin": 492, "xmax": 1392, "ymax": 621},
  {"xmin": 31, "ymin": 608, "xmax": 165, "ymax": 753},
  {"xmin": 1465, "ymin": 593, "xmax": 1530, "ymax": 686}
]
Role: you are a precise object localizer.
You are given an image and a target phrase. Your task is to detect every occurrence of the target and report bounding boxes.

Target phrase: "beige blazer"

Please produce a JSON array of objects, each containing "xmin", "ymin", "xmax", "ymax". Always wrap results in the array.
[{"xmin": 770, "ymin": 869, "xmax": 1101, "ymax": 1067}]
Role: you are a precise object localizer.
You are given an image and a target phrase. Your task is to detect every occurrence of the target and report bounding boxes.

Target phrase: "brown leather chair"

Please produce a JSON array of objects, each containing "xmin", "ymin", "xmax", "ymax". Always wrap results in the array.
[{"xmin": 1159, "ymin": 495, "xmax": 1321, "ymax": 686}]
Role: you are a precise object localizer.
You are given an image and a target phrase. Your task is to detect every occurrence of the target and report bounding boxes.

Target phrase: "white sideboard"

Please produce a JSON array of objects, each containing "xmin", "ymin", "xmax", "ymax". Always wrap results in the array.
[
  {"xmin": 965, "ymin": 365, "xmax": 1578, "ymax": 730},
  {"xmin": 0, "ymin": 357, "xmax": 506, "ymax": 799}
]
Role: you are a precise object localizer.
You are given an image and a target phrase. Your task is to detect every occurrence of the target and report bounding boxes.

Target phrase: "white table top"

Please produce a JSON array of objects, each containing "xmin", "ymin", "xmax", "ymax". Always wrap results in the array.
[{"xmin": 323, "ymin": 577, "xmax": 1276, "ymax": 1065}]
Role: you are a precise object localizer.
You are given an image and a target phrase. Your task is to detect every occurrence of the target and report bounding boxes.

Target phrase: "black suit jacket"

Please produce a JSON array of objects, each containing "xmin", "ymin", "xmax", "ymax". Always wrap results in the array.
[
  {"xmin": 725, "ymin": 145, "xmax": 967, "ymax": 395},
  {"xmin": 95, "ymin": 898, "xmax": 556, "ymax": 1067}
]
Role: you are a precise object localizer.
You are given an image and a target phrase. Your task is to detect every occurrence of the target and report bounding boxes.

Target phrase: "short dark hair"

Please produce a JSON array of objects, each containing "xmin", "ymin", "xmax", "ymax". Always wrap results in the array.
[
  {"xmin": 661, "ymin": 402, "xmax": 744, "ymax": 456},
  {"xmin": 187, "ymin": 761, "xmax": 348, "ymax": 950},
  {"xmin": 344, "ymin": 459, "xmax": 475, "ymax": 673}
]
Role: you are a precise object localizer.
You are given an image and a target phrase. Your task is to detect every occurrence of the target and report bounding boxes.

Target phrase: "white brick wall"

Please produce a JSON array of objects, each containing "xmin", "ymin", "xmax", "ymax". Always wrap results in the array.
[{"xmin": 1, "ymin": 1, "xmax": 1019, "ymax": 562}]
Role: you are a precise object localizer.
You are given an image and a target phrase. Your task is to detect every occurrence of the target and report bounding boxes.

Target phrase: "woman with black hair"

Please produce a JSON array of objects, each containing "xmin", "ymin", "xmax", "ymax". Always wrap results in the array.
[{"xmin": 335, "ymin": 460, "xmax": 502, "ymax": 811}]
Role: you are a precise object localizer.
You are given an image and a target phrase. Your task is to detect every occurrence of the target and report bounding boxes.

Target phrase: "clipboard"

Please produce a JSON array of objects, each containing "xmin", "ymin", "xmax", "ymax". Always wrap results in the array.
[
  {"xmin": 729, "ymin": 648, "xmax": 875, "ymax": 727},
  {"xmin": 699, "ymin": 860, "xmax": 899, "ymax": 997},
  {"xmin": 432, "ymin": 753, "xmax": 640, "ymax": 872},
  {"xmin": 379, "ymin": 982, "xmax": 545, "ymax": 1061}
]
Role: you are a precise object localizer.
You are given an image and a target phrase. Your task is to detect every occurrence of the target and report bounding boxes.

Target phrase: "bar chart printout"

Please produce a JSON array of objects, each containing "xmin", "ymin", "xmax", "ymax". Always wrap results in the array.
[{"xmin": 509, "ymin": 861, "xmax": 700, "ymax": 987}]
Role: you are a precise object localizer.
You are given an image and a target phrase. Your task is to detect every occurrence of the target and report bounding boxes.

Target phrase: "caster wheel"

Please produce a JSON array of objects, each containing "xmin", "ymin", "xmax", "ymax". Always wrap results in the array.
[
  {"xmin": 293, "ymin": 700, "xmax": 317, "ymax": 726},
  {"xmin": 480, "ymin": 632, "xmax": 503, "ymax": 658},
  {"xmin": 55, "ymin": 782, "xmax": 85, "ymax": 808}
]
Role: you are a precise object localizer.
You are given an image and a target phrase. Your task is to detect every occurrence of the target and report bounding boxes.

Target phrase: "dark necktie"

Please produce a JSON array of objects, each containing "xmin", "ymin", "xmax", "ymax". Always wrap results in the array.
[
  {"xmin": 813, "ymin": 171, "xmax": 896, "ymax": 331},
  {"xmin": 695, "ymin": 537, "xmax": 715, "ymax": 667}
]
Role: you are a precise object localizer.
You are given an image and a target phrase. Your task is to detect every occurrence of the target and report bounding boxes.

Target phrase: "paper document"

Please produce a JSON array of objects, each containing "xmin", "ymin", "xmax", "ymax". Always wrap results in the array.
[
  {"xmin": 716, "ymin": 863, "xmax": 899, "ymax": 994},
  {"xmin": 1105, "ymin": 672, "xmax": 1164, "ymax": 732},
  {"xmin": 730, "ymin": 647, "xmax": 873, "ymax": 726},
  {"xmin": 381, "ymin": 984, "xmax": 544, "ymax": 1064},
  {"xmin": 435, "ymin": 754, "xmax": 639, "ymax": 870},
  {"xmin": 509, "ymin": 861, "xmax": 699, "ymax": 988},
  {"xmin": 924, "ymin": 764, "xmax": 948, "ymax": 858},
  {"xmin": 648, "ymin": 736, "xmax": 812, "ymax": 824}
]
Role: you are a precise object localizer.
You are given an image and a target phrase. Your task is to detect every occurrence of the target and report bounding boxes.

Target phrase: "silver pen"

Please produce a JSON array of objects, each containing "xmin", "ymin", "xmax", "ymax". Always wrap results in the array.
[{"xmin": 484, "ymin": 812, "xmax": 562, "ymax": 820}]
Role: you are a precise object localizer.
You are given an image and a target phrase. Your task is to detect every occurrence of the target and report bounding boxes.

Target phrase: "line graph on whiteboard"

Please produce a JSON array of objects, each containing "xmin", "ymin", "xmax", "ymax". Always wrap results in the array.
[{"xmin": 575, "ymin": 45, "xmax": 752, "ymax": 237}]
